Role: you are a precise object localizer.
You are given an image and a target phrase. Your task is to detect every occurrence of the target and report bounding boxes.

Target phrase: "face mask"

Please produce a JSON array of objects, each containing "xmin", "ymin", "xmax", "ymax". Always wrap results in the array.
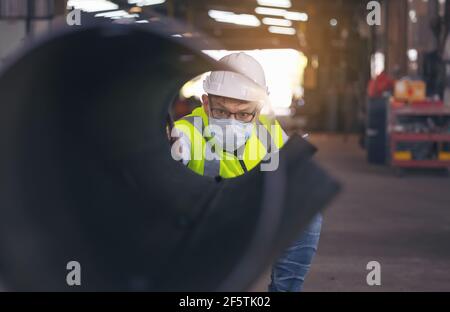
[{"xmin": 208, "ymin": 117, "xmax": 254, "ymax": 153}]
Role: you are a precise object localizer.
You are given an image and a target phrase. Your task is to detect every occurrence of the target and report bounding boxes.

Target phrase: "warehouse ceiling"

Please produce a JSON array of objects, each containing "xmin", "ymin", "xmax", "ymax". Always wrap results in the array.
[{"xmin": 89, "ymin": 0, "xmax": 365, "ymax": 50}]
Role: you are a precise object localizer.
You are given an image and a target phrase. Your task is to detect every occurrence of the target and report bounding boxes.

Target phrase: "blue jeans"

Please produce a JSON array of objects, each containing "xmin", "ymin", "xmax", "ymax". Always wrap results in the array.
[{"xmin": 268, "ymin": 213, "xmax": 322, "ymax": 292}]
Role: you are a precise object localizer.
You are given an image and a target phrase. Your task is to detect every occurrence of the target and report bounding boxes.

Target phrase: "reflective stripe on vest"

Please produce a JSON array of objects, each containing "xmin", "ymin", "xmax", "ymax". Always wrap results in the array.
[
  {"xmin": 179, "ymin": 115, "xmax": 221, "ymax": 177},
  {"xmin": 174, "ymin": 107, "xmax": 284, "ymax": 178}
]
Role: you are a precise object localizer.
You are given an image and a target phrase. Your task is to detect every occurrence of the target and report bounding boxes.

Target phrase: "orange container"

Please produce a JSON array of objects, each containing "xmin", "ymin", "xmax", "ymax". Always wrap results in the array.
[
  {"xmin": 408, "ymin": 80, "xmax": 426, "ymax": 102},
  {"xmin": 394, "ymin": 80, "xmax": 426, "ymax": 102},
  {"xmin": 394, "ymin": 151, "xmax": 412, "ymax": 161},
  {"xmin": 438, "ymin": 152, "xmax": 450, "ymax": 161},
  {"xmin": 394, "ymin": 80, "xmax": 409, "ymax": 101}
]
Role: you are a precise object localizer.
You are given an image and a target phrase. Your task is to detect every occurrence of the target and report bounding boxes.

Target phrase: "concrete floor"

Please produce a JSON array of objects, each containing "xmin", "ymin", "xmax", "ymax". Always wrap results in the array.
[{"xmin": 252, "ymin": 134, "xmax": 450, "ymax": 291}]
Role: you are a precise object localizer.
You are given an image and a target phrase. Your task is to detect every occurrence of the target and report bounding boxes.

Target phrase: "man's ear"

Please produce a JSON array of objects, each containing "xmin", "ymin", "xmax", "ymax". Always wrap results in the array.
[
  {"xmin": 254, "ymin": 103, "xmax": 263, "ymax": 120},
  {"xmin": 202, "ymin": 94, "xmax": 209, "ymax": 112}
]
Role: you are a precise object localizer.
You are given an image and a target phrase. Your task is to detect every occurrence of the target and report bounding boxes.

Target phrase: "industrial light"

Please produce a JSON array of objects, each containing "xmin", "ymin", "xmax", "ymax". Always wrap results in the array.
[
  {"xmin": 284, "ymin": 11, "xmax": 308, "ymax": 22},
  {"xmin": 67, "ymin": 0, "xmax": 118, "ymax": 12},
  {"xmin": 268, "ymin": 26, "xmax": 296, "ymax": 35},
  {"xmin": 255, "ymin": 7, "xmax": 308, "ymax": 23},
  {"xmin": 208, "ymin": 10, "xmax": 261, "ymax": 27},
  {"xmin": 136, "ymin": 20, "xmax": 149, "ymax": 23},
  {"xmin": 370, "ymin": 52, "xmax": 385, "ymax": 78},
  {"xmin": 409, "ymin": 10, "xmax": 417, "ymax": 23},
  {"xmin": 208, "ymin": 10, "xmax": 233, "ymax": 19},
  {"xmin": 329, "ymin": 18, "xmax": 338, "ymax": 26},
  {"xmin": 262, "ymin": 17, "xmax": 292, "ymax": 27},
  {"xmin": 311, "ymin": 55, "xmax": 319, "ymax": 69},
  {"xmin": 407, "ymin": 49, "xmax": 418, "ymax": 62},
  {"xmin": 257, "ymin": 0, "xmax": 292, "ymax": 9},
  {"xmin": 255, "ymin": 7, "xmax": 287, "ymax": 17},
  {"xmin": 95, "ymin": 10, "xmax": 138, "ymax": 19},
  {"xmin": 128, "ymin": 0, "xmax": 166, "ymax": 6}
]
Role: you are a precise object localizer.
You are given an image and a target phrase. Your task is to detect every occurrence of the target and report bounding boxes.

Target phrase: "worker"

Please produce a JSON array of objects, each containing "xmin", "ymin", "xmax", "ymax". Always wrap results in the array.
[{"xmin": 171, "ymin": 52, "xmax": 322, "ymax": 291}]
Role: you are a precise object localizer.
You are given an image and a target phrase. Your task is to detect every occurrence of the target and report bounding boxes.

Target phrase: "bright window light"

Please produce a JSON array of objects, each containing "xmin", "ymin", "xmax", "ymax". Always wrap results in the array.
[
  {"xmin": 255, "ymin": 7, "xmax": 287, "ymax": 16},
  {"xmin": 208, "ymin": 10, "xmax": 261, "ymax": 27},
  {"xmin": 128, "ymin": 0, "xmax": 166, "ymax": 6},
  {"xmin": 193, "ymin": 49, "xmax": 307, "ymax": 115},
  {"xmin": 181, "ymin": 74, "xmax": 209, "ymax": 99},
  {"xmin": 67, "ymin": 0, "xmax": 118, "ymax": 12},
  {"xmin": 257, "ymin": 0, "xmax": 292, "ymax": 8},
  {"xmin": 268, "ymin": 26, "xmax": 296, "ymax": 35},
  {"xmin": 284, "ymin": 11, "xmax": 308, "ymax": 22},
  {"xmin": 262, "ymin": 17, "xmax": 292, "ymax": 27}
]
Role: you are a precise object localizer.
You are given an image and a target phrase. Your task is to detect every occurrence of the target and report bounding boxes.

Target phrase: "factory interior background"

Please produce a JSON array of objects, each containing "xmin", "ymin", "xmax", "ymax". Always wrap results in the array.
[{"xmin": 0, "ymin": 0, "xmax": 450, "ymax": 292}]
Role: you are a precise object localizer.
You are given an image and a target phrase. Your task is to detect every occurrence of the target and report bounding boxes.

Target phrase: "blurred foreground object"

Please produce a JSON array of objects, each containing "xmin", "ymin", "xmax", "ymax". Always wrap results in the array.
[{"xmin": 0, "ymin": 23, "xmax": 339, "ymax": 291}]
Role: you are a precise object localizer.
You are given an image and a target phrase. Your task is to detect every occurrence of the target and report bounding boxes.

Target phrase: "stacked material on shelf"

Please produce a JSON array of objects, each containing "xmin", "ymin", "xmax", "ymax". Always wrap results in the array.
[{"xmin": 394, "ymin": 79, "xmax": 426, "ymax": 102}]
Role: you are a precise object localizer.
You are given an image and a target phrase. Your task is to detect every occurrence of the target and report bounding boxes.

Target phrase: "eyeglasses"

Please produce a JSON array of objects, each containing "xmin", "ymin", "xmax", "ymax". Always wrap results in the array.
[
  {"xmin": 208, "ymin": 95, "xmax": 259, "ymax": 122},
  {"xmin": 210, "ymin": 107, "xmax": 257, "ymax": 122}
]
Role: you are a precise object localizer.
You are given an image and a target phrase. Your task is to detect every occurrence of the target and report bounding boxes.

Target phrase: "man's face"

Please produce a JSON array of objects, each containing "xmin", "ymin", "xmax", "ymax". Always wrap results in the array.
[{"xmin": 202, "ymin": 94, "xmax": 260, "ymax": 123}]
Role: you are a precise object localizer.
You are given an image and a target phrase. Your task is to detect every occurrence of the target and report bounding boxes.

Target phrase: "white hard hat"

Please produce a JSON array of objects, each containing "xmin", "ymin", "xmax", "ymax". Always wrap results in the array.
[{"xmin": 203, "ymin": 52, "xmax": 269, "ymax": 102}]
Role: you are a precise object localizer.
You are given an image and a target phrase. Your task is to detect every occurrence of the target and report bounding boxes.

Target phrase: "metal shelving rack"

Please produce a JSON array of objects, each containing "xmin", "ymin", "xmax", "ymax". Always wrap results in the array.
[{"xmin": 388, "ymin": 100, "xmax": 450, "ymax": 170}]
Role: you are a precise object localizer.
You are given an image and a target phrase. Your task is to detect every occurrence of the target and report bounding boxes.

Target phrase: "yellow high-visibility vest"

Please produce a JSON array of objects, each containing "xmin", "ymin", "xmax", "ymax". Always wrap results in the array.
[{"xmin": 174, "ymin": 106, "xmax": 285, "ymax": 178}]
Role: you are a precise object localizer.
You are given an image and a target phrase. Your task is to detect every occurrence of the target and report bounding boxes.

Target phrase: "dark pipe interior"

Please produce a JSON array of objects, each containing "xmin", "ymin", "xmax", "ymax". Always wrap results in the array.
[{"xmin": 0, "ymin": 24, "xmax": 339, "ymax": 291}]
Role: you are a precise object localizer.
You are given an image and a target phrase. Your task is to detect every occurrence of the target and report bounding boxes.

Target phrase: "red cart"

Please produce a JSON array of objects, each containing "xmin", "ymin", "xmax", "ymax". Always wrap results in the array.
[{"xmin": 388, "ymin": 100, "xmax": 450, "ymax": 174}]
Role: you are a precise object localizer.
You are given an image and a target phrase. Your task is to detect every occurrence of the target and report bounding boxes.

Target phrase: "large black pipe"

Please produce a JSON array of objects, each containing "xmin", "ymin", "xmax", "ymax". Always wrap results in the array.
[{"xmin": 0, "ymin": 23, "xmax": 339, "ymax": 291}]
